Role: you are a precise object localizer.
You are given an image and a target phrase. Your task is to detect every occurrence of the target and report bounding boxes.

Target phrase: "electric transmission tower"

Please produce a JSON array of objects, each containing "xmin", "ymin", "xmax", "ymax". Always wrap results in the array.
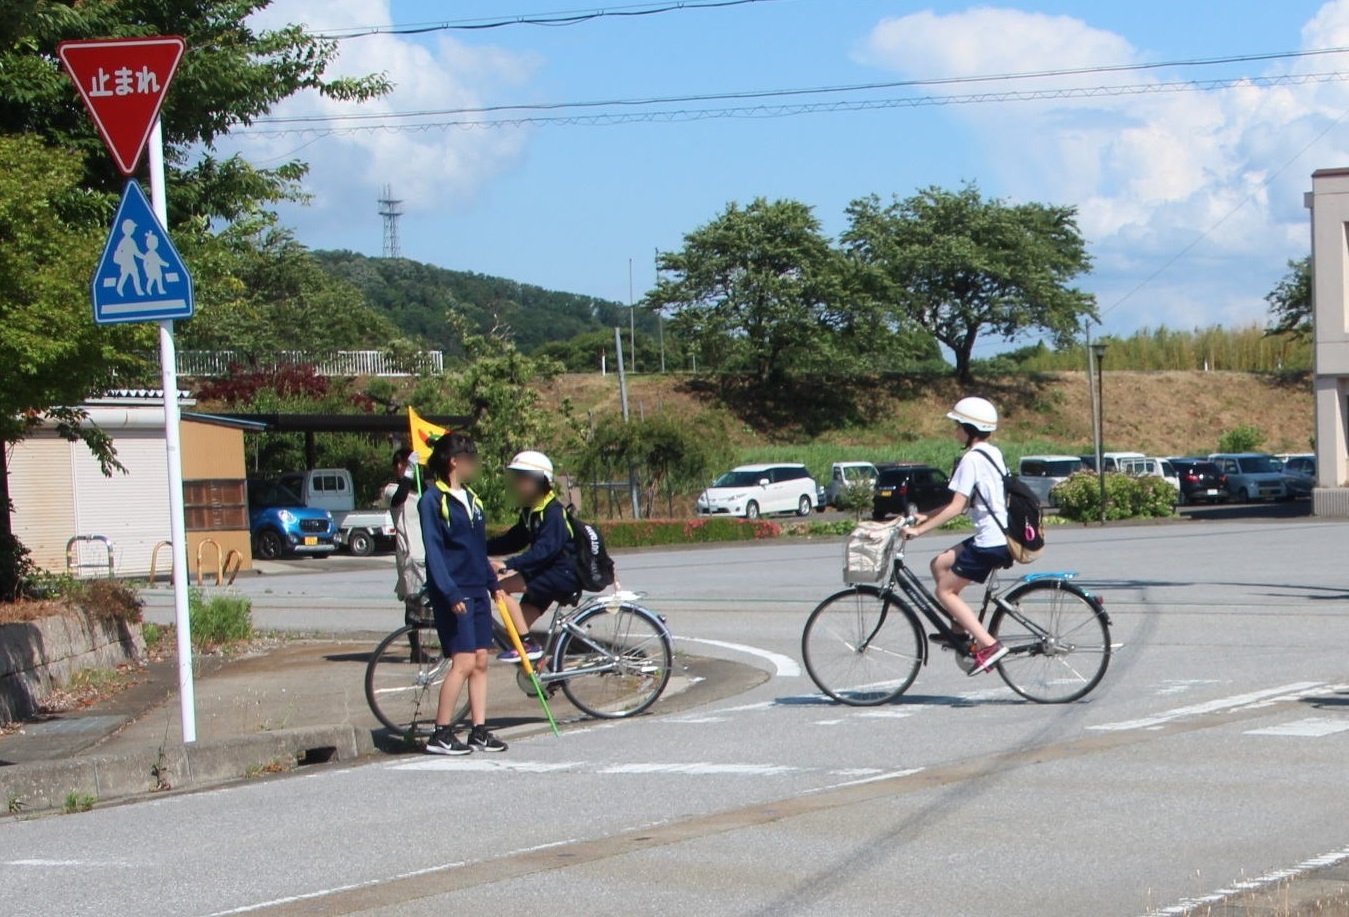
[{"xmin": 378, "ymin": 185, "xmax": 403, "ymax": 258}]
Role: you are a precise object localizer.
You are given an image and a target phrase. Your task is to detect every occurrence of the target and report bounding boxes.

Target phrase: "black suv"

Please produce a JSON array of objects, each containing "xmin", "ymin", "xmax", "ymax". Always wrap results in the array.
[
  {"xmin": 872, "ymin": 464, "xmax": 951, "ymax": 521},
  {"xmin": 1168, "ymin": 458, "xmax": 1229, "ymax": 505}
]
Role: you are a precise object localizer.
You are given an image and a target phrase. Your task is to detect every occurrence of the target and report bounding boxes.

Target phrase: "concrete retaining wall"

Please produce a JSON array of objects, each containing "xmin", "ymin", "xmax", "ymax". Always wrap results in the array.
[
  {"xmin": 0, "ymin": 725, "xmax": 364, "ymax": 813},
  {"xmin": 0, "ymin": 611, "xmax": 145, "ymax": 722}
]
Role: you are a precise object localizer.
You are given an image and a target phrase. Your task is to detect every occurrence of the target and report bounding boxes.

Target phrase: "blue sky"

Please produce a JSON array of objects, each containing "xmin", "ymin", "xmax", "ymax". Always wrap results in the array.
[{"xmin": 230, "ymin": 0, "xmax": 1348, "ymax": 354}]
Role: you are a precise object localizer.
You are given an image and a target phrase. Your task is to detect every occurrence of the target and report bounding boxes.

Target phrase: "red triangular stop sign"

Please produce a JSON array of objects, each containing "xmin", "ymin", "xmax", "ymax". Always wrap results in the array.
[{"xmin": 58, "ymin": 37, "xmax": 186, "ymax": 176}]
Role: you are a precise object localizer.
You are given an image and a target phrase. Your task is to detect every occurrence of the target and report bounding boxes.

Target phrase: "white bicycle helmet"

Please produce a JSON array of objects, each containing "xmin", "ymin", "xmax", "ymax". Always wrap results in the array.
[
  {"xmin": 507, "ymin": 450, "xmax": 555, "ymax": 484},
  {"xmin": 946, "ymin": 397, "xmax": 999, "ymax": 433}
]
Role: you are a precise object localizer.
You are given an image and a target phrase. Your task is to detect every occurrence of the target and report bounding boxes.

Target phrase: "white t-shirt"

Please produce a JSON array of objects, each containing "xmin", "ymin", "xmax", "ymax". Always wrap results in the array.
[{"xmin": 948, "ymin": 443, "xmax": 1009, "ymax": 549}]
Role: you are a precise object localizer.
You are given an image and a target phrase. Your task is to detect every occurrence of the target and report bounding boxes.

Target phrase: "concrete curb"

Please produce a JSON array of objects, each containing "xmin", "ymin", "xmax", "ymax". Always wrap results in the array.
[{"xmin": 0, "ymin": 724, "xmax": 368, "ymax": 814}]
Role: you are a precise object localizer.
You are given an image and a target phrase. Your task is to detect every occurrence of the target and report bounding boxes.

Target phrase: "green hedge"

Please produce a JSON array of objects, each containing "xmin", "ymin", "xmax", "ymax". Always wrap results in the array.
[
  {"xmin": 1053, "ymin": 471, "xmax": 1177, "ymax": 522},
  {"xmin": 599, "ymin": 518, "xmax": 782, "ymax": 549}
]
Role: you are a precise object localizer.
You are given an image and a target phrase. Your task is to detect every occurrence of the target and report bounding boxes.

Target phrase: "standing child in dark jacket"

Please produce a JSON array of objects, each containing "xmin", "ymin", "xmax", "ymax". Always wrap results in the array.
[
  {"xmin": 418, "ymin": 432, "xmax": 508, "ymax": 756},
  {"xmin": 488, "ymin": 451, "xmax": 582, "ymax": 664}
]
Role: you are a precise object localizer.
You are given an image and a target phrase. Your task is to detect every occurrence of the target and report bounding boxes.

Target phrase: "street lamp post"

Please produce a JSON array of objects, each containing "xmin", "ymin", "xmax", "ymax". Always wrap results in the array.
[{"xmin": 1092, "ymin": 342, "xmax": 1108, "ymax": 525}]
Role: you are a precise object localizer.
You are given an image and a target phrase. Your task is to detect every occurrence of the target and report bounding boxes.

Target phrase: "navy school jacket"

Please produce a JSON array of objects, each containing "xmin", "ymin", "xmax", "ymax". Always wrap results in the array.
[
  {"xmin": 417, "ymin": 481, "xmax": 499, "ymax": 606},
  {"xmin": 486, "ymin": 492, "xmax": 577, "ymax": 581}
]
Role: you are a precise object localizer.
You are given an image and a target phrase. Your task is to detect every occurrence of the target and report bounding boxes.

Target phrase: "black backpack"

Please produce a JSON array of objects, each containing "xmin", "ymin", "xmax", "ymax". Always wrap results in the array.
[
  {"xmin": 564, "ymin": 504, "xmax": 616, "ymax": 591},
  {"xmin": 972, "ymin": 450, "xmax": 1045, "ymax": 564}
]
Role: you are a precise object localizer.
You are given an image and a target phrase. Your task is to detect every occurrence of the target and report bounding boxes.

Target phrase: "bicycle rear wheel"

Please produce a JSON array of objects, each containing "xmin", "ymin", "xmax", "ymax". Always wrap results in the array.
[
  {"xmin": 802, "ymin": 588, "xmax": 923, "ymax": 706},
  {"xmin": 557, "ymin": 604, "xmax": 673, "ymax": 719},
  {"xmin": 989, "ymin": 580, "xmax": 1111, "ymax": 704},
  {"xmin": 364, "ymin": 625, "xmax": 467, "ymax": 737}
]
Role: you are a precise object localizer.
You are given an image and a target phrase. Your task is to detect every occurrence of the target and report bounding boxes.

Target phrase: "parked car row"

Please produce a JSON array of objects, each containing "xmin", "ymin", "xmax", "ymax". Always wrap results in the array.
[{"xmin": 695, "ymin": 448, "xmax": 1318, "ymax": 524}]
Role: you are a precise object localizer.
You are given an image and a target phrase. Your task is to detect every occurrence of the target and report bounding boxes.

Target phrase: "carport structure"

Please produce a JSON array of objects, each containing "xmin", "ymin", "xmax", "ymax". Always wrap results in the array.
[{"xmin": 215, "ymin": 412, "xmax": 470, "ymax": 469}]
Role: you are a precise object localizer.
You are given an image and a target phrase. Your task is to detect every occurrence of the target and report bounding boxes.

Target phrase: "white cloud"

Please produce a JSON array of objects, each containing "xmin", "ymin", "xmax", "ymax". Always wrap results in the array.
[
  {"xmin": 224, "ymin": 0, "xmax": 538, "ymax": 221},
  {"xmin": 856, "ymin": 3, "xmax": 1349, "ymax": 332}
]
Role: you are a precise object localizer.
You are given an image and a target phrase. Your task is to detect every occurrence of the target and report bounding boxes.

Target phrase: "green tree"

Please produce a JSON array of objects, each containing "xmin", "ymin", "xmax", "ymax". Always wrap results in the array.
[
  {"xmin": 534, "ymin": 329, "xmax": 668, "ymax": 374},
  {"xmin": 180, "ymin": 227, "xmax": 397, "ymax": 361},
  {"xmin": 649, "ymin": 198, "xmax": 847, "ymax": 383},
  {"xmin": 1265, "ymin": 256, "xmax": 1312, "ymax": 341},
  {"xmin": 1, "ymin": 1, "xmax": 388, "ymax": 224},
  {"xmin": 0, "ymin": 136, "xmax": 148, "ymax": 595},
  {"xmin": 1218, "ymin": 425, "xmax": 1265, "ymax": 454},
  {"xmin": 843, "ymin": 184, "xmax": 1097, "ymax": 382},
  {"xmin": 409, "ymin": 319, "xmax": 566, "ymax": 519},
  {"xmin": 575, "ymin": 413, "xmax": 732, "ymax": 518},
  {"xmin": 0, "ymin": 2, "xmax": 387, "ymax": 592}
]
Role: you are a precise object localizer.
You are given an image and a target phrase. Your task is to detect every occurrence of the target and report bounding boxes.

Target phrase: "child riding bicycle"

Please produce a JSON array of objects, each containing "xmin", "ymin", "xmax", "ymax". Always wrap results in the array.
[
  {"xmin": 900, "ymin": 397, "xmax": 1011, "ymax": 675},
  {"xmin": 489, "ymin": 451, "xmax": 583, "ymax": 664}
]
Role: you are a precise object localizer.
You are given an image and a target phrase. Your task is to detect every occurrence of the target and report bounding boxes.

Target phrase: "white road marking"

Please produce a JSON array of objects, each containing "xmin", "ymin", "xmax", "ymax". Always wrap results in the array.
[
  {"xmin": 1143, "ymin": 842, "xmax": 1349, "ymax": 916},
  {"xmin": 391, "ymin": 759, "xmax": 581, "ymax": 773},
  {"xmin": 675, "ymin": 637, "xmax": 802, "ymax": 677},
  {"xmin": 389, "ymin": 758, "xmax": 891, "ymax": 780},
  {"xmin": 810, "ymin": 768, "xmax": 925, "ymax": 792},
  {"xmin": 603, "ymin": 762, "xmax": 798, "ymax": 776},
  {"xmin": 3, "ymin": 859, "xmax": 128, "ymax": 868},
  {"xmin": 1088, "ymin": 682, "xmax": 1323, "ymax": 732},
  {"xmin": 1244, "ymin": 717, "xmax": 1349, "ymax": 737},
  {"xmin": 854, "ymin": 709, "xmax": 919, "ymax": 719},
  {"xmin": 1154, "ymin": 679, "xmax": 1225, "ymax": 697}
]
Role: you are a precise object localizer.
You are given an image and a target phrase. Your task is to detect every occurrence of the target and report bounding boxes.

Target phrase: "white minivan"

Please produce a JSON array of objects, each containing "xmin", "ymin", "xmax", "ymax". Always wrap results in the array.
[{"xmin": 696, "ymin": 464, "xmax": 819, "ymax": 519}]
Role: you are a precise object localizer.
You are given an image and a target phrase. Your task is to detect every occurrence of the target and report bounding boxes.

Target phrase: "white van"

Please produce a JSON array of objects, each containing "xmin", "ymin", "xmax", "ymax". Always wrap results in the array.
[
  {"xmin": 1118, "ymin": 457, "xmax": 1180, "ymax": 492},
  {"xmin": 696, "ymin": 464, "xmax": 819, "ymax": 519}
]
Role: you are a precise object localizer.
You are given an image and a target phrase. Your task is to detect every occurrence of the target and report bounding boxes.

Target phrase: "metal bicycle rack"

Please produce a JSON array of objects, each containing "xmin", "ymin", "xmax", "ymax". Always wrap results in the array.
[
  {"xmin": 148, "ymin": 540, "xmax": 174, "ymax": 587},
  {"xmin": 65, "ymin": 535, "xmax": 115, "ymax": 579},
  {"xmin": 195, "ymin": 538, "xmax": 223, "ymax": 587},
  {"xmin": 222, "ymin": 549, "xmax": 244, "ymax": 587}
]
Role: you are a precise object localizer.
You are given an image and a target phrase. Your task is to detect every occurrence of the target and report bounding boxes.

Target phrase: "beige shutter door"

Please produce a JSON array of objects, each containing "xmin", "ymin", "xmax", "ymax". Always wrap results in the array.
[
  {"xmin": 73, "ymin": 431, "xmax": 171, "ymax": 576},
  {"xmin": 8, "ymin": 437, "xmax": 79, "ymax": 572}
]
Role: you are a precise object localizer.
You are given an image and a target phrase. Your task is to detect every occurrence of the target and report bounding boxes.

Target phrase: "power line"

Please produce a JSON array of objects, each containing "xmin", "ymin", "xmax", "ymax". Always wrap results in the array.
[
  {"xmin": 232, "ymin": 70, "xmax": 1349, "ymax": 138},
  {"xmin": 251, "ymin": 45, "xmax": 1349, "ymax": 126},
  {"xmin": 313, "ymin": 0, "xmax": 794, "ymax": 39}
]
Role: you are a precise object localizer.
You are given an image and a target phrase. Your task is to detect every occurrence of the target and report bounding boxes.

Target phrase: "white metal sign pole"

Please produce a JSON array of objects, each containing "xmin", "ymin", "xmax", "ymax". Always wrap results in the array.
[{"xmin": 147, "ymin": 117, "xmax": 196, "ymax": 743}]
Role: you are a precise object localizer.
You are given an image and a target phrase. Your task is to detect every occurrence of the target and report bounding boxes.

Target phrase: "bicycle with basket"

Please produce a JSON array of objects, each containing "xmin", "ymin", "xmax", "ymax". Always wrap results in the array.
[{"xmin": 801, "ymin": 513, "xmax": 1112, "ymax": 705}]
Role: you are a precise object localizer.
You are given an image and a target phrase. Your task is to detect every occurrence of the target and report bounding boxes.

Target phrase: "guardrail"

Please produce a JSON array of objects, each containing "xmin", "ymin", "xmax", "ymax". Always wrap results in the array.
[{"xmin": 173, "ymin": 350, "xmax": 445, "ymax": 378}]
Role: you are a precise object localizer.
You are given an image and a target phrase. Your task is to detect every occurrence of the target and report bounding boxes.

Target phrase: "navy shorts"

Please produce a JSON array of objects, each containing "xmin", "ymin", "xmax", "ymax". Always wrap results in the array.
[
  {"xmin": 522, "ymin": 566, "xmax": 583, "ymax": 612},
  {"xmin": 431, "ymin": 592, "xmax": 495, "ymax": 655},
  {"xmin": 950, "ymin": 538, "xmax": 1012, "ymax": 584}
]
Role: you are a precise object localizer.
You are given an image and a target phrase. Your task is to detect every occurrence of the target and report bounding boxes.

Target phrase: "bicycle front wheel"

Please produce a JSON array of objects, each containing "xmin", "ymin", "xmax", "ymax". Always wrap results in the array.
[
  {"xmin": 556, "ymin": 604, "xmax": 673, "ymax": 719},
  {"xmin": 364, "ymin": 625, "xmax": 466, "ymax": 737},
  {"xmin": 802, "ymin": 588, "xmax": 923, "ymax": 706},
  {"xmin": 990, "ymin": 581, "xmax": 1112, "ymax": 704}
]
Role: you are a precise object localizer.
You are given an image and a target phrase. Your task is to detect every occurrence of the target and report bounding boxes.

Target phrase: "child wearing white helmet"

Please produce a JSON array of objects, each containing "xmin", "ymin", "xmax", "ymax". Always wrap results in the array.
[
  {"xmin": 488, "ymin": 451, "xmax": 583, "ymax": 663},
  {"xmin": 900, "ymin": 396, "xmax": 1011, "ymax": 675}
]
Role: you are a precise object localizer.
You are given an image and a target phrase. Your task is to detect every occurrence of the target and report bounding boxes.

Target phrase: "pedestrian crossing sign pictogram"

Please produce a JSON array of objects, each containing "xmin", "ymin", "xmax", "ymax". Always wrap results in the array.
[{"xmin": 92, "ymin": 180, "xmax": 194, "ymax": 325}]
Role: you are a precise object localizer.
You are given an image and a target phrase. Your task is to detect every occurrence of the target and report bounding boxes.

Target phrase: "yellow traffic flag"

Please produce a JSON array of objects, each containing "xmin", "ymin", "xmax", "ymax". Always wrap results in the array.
[{"xmin": 408, "ymin": 407, "xmax": 448, "ymax": 462}]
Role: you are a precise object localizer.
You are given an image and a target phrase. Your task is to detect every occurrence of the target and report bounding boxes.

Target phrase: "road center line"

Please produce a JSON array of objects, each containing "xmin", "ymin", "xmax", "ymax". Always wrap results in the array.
[
  {"xmin": 1087, "ymin": 682, "xmax": 1323, "ymax": 732},
  {"xmin": 676, "ymin": 637, "xmax": 802, "ymax": 677}
]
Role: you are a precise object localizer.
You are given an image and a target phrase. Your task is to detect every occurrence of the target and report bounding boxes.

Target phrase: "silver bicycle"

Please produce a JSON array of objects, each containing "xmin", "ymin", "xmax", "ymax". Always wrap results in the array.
[{"xmin": 365, "ymin": 592, "xmax": 673, "ymax": 737}]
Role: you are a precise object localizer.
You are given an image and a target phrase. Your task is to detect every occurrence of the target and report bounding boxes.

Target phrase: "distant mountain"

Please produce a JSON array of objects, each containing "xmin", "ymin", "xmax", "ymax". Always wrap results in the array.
[{"xmin": 312, "ymin": 250, "xmax": 656, "ymax": 354}]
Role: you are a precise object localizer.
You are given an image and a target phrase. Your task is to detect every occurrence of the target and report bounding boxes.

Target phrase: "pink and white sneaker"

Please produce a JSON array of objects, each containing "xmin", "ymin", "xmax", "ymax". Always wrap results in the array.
[{"xmin": 968, "ymin": 641, "xmax": 1008, "ymax": 676}]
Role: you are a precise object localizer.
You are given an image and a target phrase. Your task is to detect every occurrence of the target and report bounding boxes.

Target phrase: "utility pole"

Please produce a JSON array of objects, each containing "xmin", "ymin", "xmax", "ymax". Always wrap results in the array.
[
  {"xmin": 615, "ymin": 327, "xmax": 641, "ymax": 519},
  {"xmin": 628, "ymin": 258, "xmax": 637, "ymax": 374},
  {"xmin": 654, "ymin": 246, "xmax": 666, "ymax": 374},
  {"xmin": 1093, "ymin": 342, "xmax": 1109, "ymax": 525}
]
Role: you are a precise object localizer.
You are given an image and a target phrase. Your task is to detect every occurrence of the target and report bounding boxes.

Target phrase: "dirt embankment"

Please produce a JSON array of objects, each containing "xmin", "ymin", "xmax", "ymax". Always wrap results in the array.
[{"xmin": 542, "ymin": 371, "xmax": 1313, "ymax": 456}]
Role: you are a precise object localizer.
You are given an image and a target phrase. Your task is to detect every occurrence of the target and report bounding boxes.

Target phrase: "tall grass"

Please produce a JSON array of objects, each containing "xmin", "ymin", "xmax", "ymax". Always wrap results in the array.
[{"xmin": 1014, "ymin": 325, "xmax": 1309, "ymax": 373}]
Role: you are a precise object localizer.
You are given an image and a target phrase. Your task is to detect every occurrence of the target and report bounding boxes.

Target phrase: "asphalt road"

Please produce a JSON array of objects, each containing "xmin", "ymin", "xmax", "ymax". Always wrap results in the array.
[{"xmin": 13, "ymin": 512, "xmax": 1349, "ymax": 916}]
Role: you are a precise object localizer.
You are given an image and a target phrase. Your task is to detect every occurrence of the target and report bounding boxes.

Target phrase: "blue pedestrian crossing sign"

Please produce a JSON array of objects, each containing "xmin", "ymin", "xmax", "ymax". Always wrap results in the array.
[{"xmin": 92, "ymin": 180, "xmax": 193, "ymax": 325}]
